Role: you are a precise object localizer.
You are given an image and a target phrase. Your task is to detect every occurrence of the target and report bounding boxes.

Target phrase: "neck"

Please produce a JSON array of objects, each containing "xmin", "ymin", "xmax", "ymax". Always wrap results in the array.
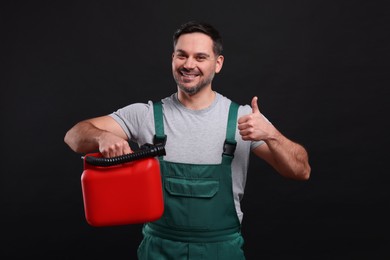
[{"xmin": 177, "ymin": 87, "xmax": 216, "ymax": 110}]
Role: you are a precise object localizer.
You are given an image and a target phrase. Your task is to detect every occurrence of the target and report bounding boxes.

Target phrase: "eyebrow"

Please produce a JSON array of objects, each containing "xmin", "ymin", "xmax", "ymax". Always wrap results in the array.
[{"xmin": 175, "ymin": 49, "xmax": 211, "ymax": 58}]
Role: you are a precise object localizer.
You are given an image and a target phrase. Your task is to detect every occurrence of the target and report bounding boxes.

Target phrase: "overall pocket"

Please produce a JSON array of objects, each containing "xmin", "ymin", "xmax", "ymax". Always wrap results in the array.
[{"xmin": 163, "ymin": 176, "xmax": 219, "ymax": 230}]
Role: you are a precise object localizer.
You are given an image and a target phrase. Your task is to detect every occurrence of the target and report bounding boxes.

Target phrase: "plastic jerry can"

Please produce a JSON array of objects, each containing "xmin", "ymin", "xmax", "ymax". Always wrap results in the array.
[{"xmin": 80, "ymin": 144, "xmax": 165, "ymax": 227}]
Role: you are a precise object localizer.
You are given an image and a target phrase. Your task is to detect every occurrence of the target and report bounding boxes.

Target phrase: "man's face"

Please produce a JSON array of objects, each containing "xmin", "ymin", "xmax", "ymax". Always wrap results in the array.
[{"xmin": 172, "ymin": 32, "xmax": 224, "ymax": 95}]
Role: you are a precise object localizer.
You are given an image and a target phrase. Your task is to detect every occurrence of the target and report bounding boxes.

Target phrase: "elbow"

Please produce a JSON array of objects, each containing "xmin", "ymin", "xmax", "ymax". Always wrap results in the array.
[
  {"xmin": 64, "ymin": 129, "xmax": 81, "ymax": 153},
  {"xmin": 284, "ymin": 163, "xmax": 311, "ymax": 181},
  {"xmin": 64, "ymin": 131, "xmax": 75, "ymax": 151},
  {"xmin": 64, "ymin": 131, "xmax": 71, "ymax": 147},
  {"xmin": 297, "ymin": 163, "xmax": 311, "ymax": 181},
  {"xmin": 294, "ymin": 153, "xmax": 311, "ymax": 181},
  {"xmin": 301, "ymin": 166, "xmax": 311, "ymax": 181}
]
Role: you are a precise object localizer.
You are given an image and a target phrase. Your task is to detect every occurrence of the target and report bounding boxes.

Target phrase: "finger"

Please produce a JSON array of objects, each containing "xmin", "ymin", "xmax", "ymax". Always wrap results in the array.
[
  {"xmin": 251, "ymin": 96, "xmax": 260, "ymax": 114},
  {"xmin": 237, "ymin": 115, "xmax": 248, "ymax": 124},
  {"xmin": 123, "ymin": 143, "xmax": 132, "ymax": 155},
  {"xmin": 113, "ymin": 140, "xmax": 128, "ymax": 156},
  {"xmin": 100, "ymin": 146, "xmax": 111, "ymax": 158},
  {"xmin": 105, "ymin": 144, "xmax": 121, "ymax": 158},
  {"xmin": 238, "ymin": 112, "xmax": 254, "ymax": 124},
  {"xmin": 101, "ymin": 150, "xmax": 109, "ymax": 158}
]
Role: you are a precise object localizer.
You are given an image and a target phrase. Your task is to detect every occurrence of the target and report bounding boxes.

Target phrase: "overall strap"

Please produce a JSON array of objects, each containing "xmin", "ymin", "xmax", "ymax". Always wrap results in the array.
[
  {"xmin": 152, "ymin": 101, "xmax": 167, "ymax": 150},
  {"xmin": 223, "ymin": 101, "xmax": 239, "ymax": 158}
]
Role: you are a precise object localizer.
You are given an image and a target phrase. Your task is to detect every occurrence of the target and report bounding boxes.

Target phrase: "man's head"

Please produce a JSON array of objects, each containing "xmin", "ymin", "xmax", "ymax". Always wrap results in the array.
[
  {"xmin": 173, "ymin": 21, "xmax": 223, "ymax": 56},
  {"xmin": 172, "ymin": 21, "xmax": 224, "ymax": 96}
]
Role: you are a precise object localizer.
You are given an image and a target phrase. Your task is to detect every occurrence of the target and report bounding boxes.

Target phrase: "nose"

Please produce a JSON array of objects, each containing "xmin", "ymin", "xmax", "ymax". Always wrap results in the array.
[{"xmin": 183, "ymin": 57, "xmax": 196, "ymax": 69}]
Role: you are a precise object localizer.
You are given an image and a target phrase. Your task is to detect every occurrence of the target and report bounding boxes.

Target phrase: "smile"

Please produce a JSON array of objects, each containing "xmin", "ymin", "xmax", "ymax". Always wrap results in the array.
[
  {"xmin": 181, "ymin": 72, "xmax": 199, "ymax": 78},
  {"xmin": 180, "ymin": 69, "xmax": 200, "ymax": 78}
]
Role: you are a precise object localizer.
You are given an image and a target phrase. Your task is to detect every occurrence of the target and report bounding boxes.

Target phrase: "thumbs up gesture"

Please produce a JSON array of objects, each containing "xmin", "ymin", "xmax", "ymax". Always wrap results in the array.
[{"xmin": 238, "ymin": 96, "xmax": 272, "ymax": 141}]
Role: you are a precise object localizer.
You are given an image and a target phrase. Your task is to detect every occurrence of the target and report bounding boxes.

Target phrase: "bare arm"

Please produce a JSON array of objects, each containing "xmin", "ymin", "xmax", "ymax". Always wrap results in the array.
[
  {"xmin": 238, "ymin": 97, "xmax": 311, "ymax": 180},
  {"xmin": 251, "ymin": 130, "xmax": 311, "ymax": 180},
  {"xmin": 64, "ymin": 115, "xmax": 132, "ymax": 157}
]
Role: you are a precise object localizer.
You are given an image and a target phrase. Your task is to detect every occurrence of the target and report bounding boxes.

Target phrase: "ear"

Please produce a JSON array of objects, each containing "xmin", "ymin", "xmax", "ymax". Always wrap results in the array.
[{"xmin": 215, "ymin": 55, "xmax": 224, "ymax": 74}]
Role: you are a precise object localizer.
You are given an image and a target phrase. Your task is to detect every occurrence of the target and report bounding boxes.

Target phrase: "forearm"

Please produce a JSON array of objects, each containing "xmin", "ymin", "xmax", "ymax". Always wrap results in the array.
[
  {"xmin": 263, "ymin": 128, "xmax": 311, "ymax": 180},
  {"xmin": 64, "ymin": 121, "xmax": 106, "ymax": 154}
]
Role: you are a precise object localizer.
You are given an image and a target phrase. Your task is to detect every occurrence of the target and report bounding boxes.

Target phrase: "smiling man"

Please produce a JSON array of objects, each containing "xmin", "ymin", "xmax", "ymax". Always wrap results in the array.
[
  {"xmin": 172, "ymin": 31, "xmax": 223, "ymax": 99},
  {"xmin": 64, "ymin": 21, "xmax": 311, "ymax": 259}
]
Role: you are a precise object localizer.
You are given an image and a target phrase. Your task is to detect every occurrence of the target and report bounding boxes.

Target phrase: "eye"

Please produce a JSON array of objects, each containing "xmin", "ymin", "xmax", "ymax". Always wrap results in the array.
[
  {"xmin": 175, "ymin": 53, "xmax": 186, "ymax": 60},
  {"xmin": 195, "ymin": 56, "xmax": 207, "ymax": 62}
]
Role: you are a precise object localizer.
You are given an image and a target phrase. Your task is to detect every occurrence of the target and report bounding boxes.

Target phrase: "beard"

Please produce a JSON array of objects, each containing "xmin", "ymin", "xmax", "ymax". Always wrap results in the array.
[{"xmin": 173, "ymin": 69, "xmax": 215, "ymax": 96}]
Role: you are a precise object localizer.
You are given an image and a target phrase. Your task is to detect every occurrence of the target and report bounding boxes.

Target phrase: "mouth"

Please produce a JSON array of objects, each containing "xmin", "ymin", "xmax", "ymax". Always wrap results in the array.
[{"xmin": 179, "ymin": 70, "xmax": 200, "ymax": 81}]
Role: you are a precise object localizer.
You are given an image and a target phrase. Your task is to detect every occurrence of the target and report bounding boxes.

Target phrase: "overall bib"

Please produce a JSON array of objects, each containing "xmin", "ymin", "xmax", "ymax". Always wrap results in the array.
[{"xmin": 137, "ymin": 101, "xmax": 245, "ymax": 260}]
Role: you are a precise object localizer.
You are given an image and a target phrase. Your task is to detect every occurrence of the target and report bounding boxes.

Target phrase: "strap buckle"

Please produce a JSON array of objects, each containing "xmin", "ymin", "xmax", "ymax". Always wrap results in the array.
[
  {"xmin": 153, "ymin": 135, "xmax": 167, "ymax": 146},
  {"xmin": 223, "ymin": 140, "xmax": 237, "ymax": 156}
]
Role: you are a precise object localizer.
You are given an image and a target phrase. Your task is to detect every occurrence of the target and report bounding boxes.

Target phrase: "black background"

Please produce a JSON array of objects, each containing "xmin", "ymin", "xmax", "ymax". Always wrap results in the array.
[{"xmin": 2, "ymin": 0, "xmax": 389, "ymax": 259}]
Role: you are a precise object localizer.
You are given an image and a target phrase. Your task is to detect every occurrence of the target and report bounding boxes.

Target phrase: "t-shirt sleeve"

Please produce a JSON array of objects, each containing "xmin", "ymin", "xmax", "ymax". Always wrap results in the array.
[{"xmin": 108, "ymin": 101, "xmax": 153, "ymax": 142}]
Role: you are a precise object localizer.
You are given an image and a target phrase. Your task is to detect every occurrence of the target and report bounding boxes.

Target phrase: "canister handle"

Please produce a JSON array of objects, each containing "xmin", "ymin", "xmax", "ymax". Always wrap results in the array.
[{"xmin": 84, "ymin": 143, "xmax": 165, "ymax": 167}]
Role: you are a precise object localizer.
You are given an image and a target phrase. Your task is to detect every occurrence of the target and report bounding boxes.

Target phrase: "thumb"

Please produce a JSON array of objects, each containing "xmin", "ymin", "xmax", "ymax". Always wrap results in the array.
[{"xmin": 251, "ymin": 96, "xmax": 260, "ymax": 114}]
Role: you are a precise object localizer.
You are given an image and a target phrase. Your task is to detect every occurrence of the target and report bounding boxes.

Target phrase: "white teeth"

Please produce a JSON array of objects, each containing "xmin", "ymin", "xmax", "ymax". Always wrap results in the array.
[{"xmin": 182, "ymin": 72, "xmax": 197, "ymax": 77}]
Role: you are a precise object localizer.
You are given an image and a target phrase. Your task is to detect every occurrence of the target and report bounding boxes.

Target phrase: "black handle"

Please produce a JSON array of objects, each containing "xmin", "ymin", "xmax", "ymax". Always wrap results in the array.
[{"xmin": 84, "ymin": 143, "xmax": 166, "ymax": 167}]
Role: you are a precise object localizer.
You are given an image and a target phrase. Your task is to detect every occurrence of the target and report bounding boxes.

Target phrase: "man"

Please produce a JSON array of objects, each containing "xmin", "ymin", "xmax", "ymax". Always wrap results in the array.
[{"xmin": 64, "ymin": 21, "xmax": 311, "ymax": 259}]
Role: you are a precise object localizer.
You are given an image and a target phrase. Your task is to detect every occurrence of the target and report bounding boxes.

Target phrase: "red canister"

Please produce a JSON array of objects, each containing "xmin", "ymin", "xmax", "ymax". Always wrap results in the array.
[{"xmin": 81, "ymin": 153, "xmax": 164, "ymax": 227}]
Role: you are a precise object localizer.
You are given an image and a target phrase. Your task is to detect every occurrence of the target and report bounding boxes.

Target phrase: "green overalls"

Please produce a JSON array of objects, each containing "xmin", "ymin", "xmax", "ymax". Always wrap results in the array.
[{"xmin": 137, "ymin": 101, "xmax": 245, "ymax": 260}]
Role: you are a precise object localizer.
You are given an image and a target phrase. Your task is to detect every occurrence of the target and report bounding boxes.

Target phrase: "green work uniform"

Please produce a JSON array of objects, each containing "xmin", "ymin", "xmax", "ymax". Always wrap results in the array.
[{"xmin": 137, "ymin": 101, "xmax": 245, "ymax": 260}]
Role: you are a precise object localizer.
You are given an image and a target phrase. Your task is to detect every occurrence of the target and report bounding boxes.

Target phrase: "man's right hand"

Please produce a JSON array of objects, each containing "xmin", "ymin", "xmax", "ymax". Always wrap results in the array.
[
  {"xmin": 98, "ymin": 131, "xmax": 133, "ymax": 158},
  {"xmin": 65, "ymin": 115, "xmax": 132, "ymax": 157}
]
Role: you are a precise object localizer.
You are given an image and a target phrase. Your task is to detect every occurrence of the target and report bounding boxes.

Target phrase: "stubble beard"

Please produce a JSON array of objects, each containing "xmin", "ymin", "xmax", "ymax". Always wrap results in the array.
[{"xmin": 174, "ymin": 71, "xmax": 215, "ymax": 96}]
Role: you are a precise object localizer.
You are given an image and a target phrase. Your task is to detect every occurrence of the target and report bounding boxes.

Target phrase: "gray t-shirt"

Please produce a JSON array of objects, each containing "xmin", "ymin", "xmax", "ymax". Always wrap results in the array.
[{"xmin": 109, "ymin": 92, "xmax": 264, "ymax": 223}]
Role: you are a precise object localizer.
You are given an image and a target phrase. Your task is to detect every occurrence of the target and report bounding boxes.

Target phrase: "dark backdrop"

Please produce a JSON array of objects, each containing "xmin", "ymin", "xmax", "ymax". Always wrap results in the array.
[{"xmin": 2, "ymin": 0, "xmax": 389, "ymax": 259}]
